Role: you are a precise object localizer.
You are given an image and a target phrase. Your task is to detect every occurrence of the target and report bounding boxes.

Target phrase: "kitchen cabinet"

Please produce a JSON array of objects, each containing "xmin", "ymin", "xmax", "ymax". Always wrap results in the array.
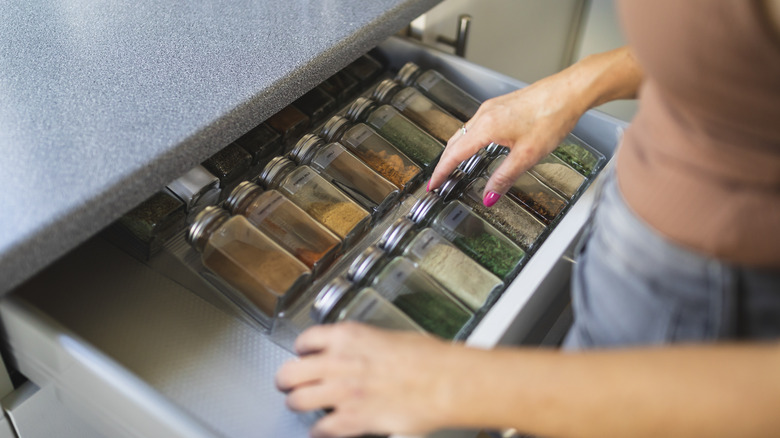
[{"xmin": 0, "ymin": 2, "xmax": 625, "ymax": 437}]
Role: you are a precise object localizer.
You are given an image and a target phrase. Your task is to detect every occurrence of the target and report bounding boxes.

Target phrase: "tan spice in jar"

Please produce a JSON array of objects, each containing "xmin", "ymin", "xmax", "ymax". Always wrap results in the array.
[
  {"xmin": 308, "ymin": 201, "xmax": 369, "ymax": 238},
  {"xmin": 361, "ymin": 149, "xmax": 420, "ymax": 188}
]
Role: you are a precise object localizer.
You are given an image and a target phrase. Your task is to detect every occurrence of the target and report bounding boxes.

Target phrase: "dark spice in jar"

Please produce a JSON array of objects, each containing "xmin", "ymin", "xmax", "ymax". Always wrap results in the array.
[
  {"xmin": 292, "ymin": 86, "xmax": 337, "ymax": 123},
  {"xmin": 201, "ymin": 144, "xmax": 252, "ymax": 199},
  {"xmin": 265, "ymin": 105, "xmax": 310, "ymax": 144},
  {"xmin": 320, "ymin": 70, "xmax": 359, "ymax": 103}
]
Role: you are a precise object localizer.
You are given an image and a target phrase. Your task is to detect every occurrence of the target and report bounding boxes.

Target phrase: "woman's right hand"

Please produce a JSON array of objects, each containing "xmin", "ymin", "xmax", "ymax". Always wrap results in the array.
[{"xmin": 428, "ymin": 47, "xmax": 642, "ymax": 206}]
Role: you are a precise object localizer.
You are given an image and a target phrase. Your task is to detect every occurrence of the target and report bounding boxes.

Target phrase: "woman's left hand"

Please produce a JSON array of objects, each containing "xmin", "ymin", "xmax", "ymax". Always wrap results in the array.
[{"xmin": 275, "ymin": 322, "xmax": 456, "ymax": 438}]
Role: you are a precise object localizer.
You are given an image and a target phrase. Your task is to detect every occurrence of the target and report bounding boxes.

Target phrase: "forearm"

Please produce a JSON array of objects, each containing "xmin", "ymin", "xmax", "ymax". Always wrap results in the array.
[{"xmin": 439, "ymin": 343, "xmax": 780, "ymax": 437}]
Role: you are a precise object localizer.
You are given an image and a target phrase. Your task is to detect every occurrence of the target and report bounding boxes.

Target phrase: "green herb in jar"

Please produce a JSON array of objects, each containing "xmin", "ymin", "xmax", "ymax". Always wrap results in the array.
[
  {"xmin": 552, "ymin": 140, "xmax": 600, "ymax": 176},
  {"xmin": 453, "ymin": 233, "xmax": 525, "ymax": 279}
]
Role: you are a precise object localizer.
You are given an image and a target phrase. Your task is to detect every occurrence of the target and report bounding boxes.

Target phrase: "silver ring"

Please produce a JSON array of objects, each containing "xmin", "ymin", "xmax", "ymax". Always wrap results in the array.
[{"xmin": 459, "ymin": 125, "xmax": 468, "ymax": 136}]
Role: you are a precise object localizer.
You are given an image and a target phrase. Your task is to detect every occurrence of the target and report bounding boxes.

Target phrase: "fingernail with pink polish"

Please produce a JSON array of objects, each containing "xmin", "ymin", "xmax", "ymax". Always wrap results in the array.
[
  {"xmin": 426, "ymin": 180, "xmax": 431, "ymax": 192},
  {"xmin": 483, "ymin": 191, "xmax": 501, "ymax": 207}
]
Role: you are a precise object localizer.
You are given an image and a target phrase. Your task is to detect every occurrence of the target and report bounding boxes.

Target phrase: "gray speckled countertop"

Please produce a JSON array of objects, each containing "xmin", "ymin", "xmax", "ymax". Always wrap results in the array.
[{"xmin": 0, "ymin": 0, "xmax": 440, "ymax": 294}]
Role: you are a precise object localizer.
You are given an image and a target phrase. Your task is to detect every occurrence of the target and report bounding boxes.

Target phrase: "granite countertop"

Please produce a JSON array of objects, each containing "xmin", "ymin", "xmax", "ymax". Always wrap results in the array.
[{"xmin": 0, "ymin": 0, "xmax": 440, "ymax": 294}]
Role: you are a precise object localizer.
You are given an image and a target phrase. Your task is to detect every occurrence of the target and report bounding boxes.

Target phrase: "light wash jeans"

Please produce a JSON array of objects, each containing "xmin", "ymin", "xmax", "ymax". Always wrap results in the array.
[{"xmin": 564, "ymin": 169, "xmax": 780, "ymax": 349}]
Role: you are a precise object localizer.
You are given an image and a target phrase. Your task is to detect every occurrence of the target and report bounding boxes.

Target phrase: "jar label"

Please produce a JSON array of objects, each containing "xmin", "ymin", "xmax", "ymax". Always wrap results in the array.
[
  {"xmin": 344, "ymin": 125, "xmax": 373, "ymax": 148},
  {"xmin": 392, "ymin": 88, "xmax": 416, "ymax": 111},
  {"xmin": 288, "ymin": 169, "xmax": 315, "ymax": 195},
  {"xmin": 252, "ymin": 192, "xmax": 287, "ymax": 224},
  {"xmin": 382, "ymin": 263, "xmax": 412, "ymax": 299},
  {"xmin": 368, "ymin": 107, "xmax": 393, "ymax": 130},
  {"xmin": 417, "ymin": 72, "xmax": 442, "ymax": 91},
  {"xmin": 408, "ymin": 231, "xmax": 438, "ymax": 260},
  {"xmin": 312, "ymin": 143, "xmax": 343, "ymax": 169},
  {"xmin": 441, "ymin": 203, "xmax": 469, "ymax": 232}
]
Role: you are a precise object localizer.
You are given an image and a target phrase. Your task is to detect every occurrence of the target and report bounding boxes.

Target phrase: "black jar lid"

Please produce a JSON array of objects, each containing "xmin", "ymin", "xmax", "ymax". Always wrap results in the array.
[
  {"xmin": 187, "ymin": 206, "xmax": 230, "ymax": 252},
  {"xmin": 319, "ymin": 115, "xmax": 352, "ymax": 143},
  {"xmin": 311, "ymin": 276, "xmax": 354, "ymax": 323},
  {"xmin": 224, "ymin": 181, "xmax": 264, "ymax": 215},
  {"xmin": 409, "ymin": 191, "xmax": 443, "ymax": 224},
  {"xmin": 395, "ymin": 62, "xmax": 422, "ymax": 86},
  {"xmin": 258, "ymin": 156, "xmax": 296, "ymax": 188},
  {"xmin": 347, "ymin": 245, "xmax": 387, "ymax": 284},
  {"xmin": 439, "ymin": 170, "xmax": 467, "ymax": 202},
  {"xmin": 289, "ymin": 134, "xmax": 325, "ymax": 165},
  {"xmin": 345, "ymin": 97, "xmax": 378, "ymax": 123},
  {"xmin": 372, "ymin": 79, "xmax": 402, "ymax": 103},
  {"xmin": 377, "ymin": 217, "xmax": 416, "ymax": 254}
]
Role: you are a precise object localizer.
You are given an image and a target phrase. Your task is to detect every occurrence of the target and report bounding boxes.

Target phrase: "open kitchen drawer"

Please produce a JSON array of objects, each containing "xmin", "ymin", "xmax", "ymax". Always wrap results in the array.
[{"xmin": 0, "ymin": 36, "xmax": 625, "ymax": 438}]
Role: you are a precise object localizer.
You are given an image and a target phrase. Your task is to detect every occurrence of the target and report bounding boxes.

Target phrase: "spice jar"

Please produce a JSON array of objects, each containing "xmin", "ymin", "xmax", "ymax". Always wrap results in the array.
[
  {"xmin": 345, "ymin": 97, "xmax": 444, "ymax": 168},
  {"xmin": 457, "ymin": 148, "xmax": 491, "ymax": 178},
  {"xmin": 259, "ymin": 156, "xmax": 370, "ymax": 247},
  {"xmin": 320, "ymin": 70, "xmax": 359, "ymax": 104},
  {"xmin": 166, "ymin": 164, "xmax": 221, "ymax": 222},
  {"xmin": 292, "ymin": 85, "xmax": 338, "ymax": 124},
  {"xmin": 409, "ymin": 192, "xmax": 526, "ymax": 280},
  {"xmin": 440, "ymin": 171, "xmax": 546, "ymax": 251},
  {"xmin": 528, "ymin": 154, "xmax": 586, "ymax": 200},
  {"xmin": 396, "ymin": 62, "xmax": 481, "ymax": 122},
  {"xmin": 320, "ymin": 115, "xmax": 423, "ymax": 192},
  {"xmin": 348, "ymin": 245, "xmax": 472, "ymax": 339},
  {"xmin": 312, "ymin": 276, "xmax": 424, "ymax": 332},
  {"xmin": 109, "ymin": 189, "xmax": 187, "ymax": 261},
  {"xmin": 225, "ymin": 181, "xmax": 342, "ymax": 276},
  {"xmin": 187, "ymin": 206, "xmax": 311, "ymax": 323},
  {"xmin": 201, "ymin": 143, "xmax": 253, "ymax": 201},
  {"xmin": 342, "ymin": 54, "xmax": 384, "ymax": 86},
  {"xmin": 486, "ymin": 155, "xmax": 568, "ymax": 225},
  {"xmin": 290, "ymin": 134, "xmax": 400, "ymax": 217},
  {"xmin": 372, "ymin": 79, "xmax": 462, "ymax": 144},
  {"xmin": 379, "ymin": 218, "xmax": 503, "ymax": 312},
  {"xmin": 265, "ymin": 105, "xmax": 310, "ymax": 146},
  {"xmin": 551, "ymin": 134, "xmax": 605, "ymax": 177},
  {"xmin": 232, "ymin": 122, "xmax": 283, "ymax": 176}
]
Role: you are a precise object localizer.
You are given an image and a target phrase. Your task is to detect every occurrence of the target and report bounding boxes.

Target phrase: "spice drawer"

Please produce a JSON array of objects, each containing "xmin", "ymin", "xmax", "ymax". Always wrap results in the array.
[{"xmin": 0, "ymin": 36, "xmax": 625, "ymax": 438}]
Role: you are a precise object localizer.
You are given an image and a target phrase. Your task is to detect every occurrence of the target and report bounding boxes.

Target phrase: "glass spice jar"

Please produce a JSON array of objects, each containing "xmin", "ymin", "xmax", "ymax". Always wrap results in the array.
[
  {"xmin": 372, "ymin": 79, "xmax": 462, "ymax": 144},
  {"xmin": 486, "ymin": 155, "xmax": 568, "ymax": 225},
  {"xmin": 409, "ymin": 191, "xmax": 526, "ymax": 280},
  {"xmin": 201, "ymin": 143, "xmax": 253, "ymax": 201},
  {"xmin": 319, "ymin": 70, "xmax": 360, "ymax": 104},
  {"xmin": 440, "ymin": 170, "xmax": 546, "ymax": 251},
  {"xmin": 166, "ymin": 164, "xmax": 221, "ymax": 222},
  {"xmin": 259, "ymin": 156, "xmax": 370, "ymax": 247},
  {"xmin": 347, "ymin": 245, "xmax": 472, "ymax": 340},
  {"xmin": 551, "ymin": 134, "xmax": 606, "ymax": 177},
  {"xmin": 342, "ymin": 54, "xmax": 384, "ymax": 86},
  {"xmin": 396, "ymin": 62, "xmax": 481, "ymax": 122},
  {"xmin": 232, "ymin": 122, "xmax": 283, "ymax": 176},
  {"xmin": 379, "ymin": 218, "xmax": 503, "ymax": 312},
  {"xmin": 225, "ymin": 181, "xmax": 342, "ymax": 276},
  {"xmin": 345, "ymin": 97, "xmax": 444, "ymax": 169},
  {"xmin": 265, "ymin": 105, "xmax": 311, "ymax": 146},
  {"xmin": 290, "ymin": 134, "xmax": 400, "ymax": 217},
  {"xmin": 292, "ymin": 85, "xmax": 338, "ymax": 124},
  {"xmin": 320, "ymin": 115, "xmax": 423, "ymax": 192},
  {"xmin": 528, "ymin": 154, "xmax": 586, "ymax": 200},
  {"xmin": 312, "ymin": 276, "xmax": 425, "ymax": 332},
  {"xmin": 187, "ymin": 206, "xmax": 311, "ymax": 322},
  {"xmin": 110, "ymin": 189, "xmax": 187, "ymax": 261}
]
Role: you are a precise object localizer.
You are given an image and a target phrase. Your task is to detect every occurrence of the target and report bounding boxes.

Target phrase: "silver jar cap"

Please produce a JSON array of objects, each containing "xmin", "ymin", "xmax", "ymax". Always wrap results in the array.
[
  {"xmin": 347, "ymin": 245, "xmax": 386, "ymax": 283},
  {"xmin": 395, "ymin": 62, "xmax": 422, "ymax": 86},
  {"xmin": 377, "ymin": 217, "xmax": 416, "ymax": 254},
  {"xmin": 311, "ymin": 276, "xmax": 354, "ymax": 323},
  {"xmin": 345, "ymin": 97, "xmax": 377, "ymax": 122},
  {"xmin": 485, "ymin": 142, "xmax": 509, "ymax": 157},
  {"xmin": 458, "ymin": 150, "xmax": 487, "ymax": 177},
  {"xmin": 224, "ymin": 181, "xmax": 263, "ymax": 215},
  {"xmin": 319, "ymin": 115, "xmax": 351, "ymax": 143},
  {"xmin": 372, "ymin": 79, "xmax": 401, "ymax": 103},
  {"xmin": 290, "ymin": 134, "xmax": 324, "ymax": 165},
  {"xmin": 258, "ymin": 156, "xmax": 295, "ymax": 188},
  {"xmin": 187, "ymin": 206, "xmax": 230, "ymax": 252},
  {"xmin": 409, "ymin": 191, "xmax": 442, "ymax": 224},
  {"xmin": 439, "ymin": 170, "xmax": 466, "ymax": 201}
]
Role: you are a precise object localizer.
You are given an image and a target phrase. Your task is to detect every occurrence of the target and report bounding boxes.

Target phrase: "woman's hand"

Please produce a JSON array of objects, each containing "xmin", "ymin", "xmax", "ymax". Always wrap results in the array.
[
  {"xmin": 275, "ymin": 322, "xmax": 456, "ymax": 438},
  {"xmin": 428, "ymin": 47, "xmax": 642, "ymax": 206}
]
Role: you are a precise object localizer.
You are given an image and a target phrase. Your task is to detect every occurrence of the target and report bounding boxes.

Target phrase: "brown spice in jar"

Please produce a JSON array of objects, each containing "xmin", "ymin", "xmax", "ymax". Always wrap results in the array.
[
  {"xmin": 308, "ymin": 201, "xmax": 368, "ymax": 238},
  {"xmin": 360, "ymin": 149, "xmax": 420, "ymax": 188}
]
